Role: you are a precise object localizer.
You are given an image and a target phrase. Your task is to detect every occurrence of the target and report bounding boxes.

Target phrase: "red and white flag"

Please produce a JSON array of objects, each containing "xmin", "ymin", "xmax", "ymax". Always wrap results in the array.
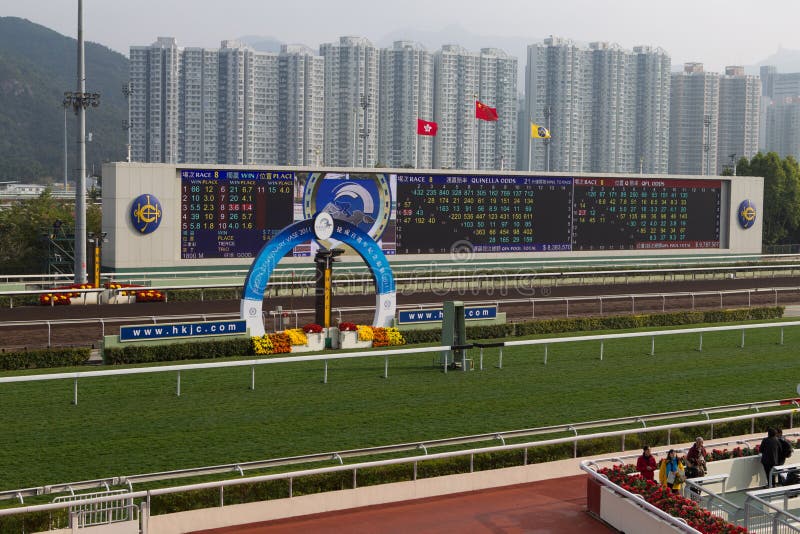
[{"xmin": 417, "ymin": 118, "xmax": 438, "ymax": 136}]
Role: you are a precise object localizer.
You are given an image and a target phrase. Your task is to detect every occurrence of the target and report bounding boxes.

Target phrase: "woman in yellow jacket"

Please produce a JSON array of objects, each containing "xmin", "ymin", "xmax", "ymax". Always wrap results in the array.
[{"xmin": 658, "ymin": 449, "xmax": 685, "ymax": 493}]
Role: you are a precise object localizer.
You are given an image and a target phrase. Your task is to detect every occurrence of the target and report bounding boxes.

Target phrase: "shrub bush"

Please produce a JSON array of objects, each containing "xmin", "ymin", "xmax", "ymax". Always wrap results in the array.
[
  {"xmin": 400, "ymin": 307, "xmax": 784, "ymax": 344},
  {"xmin": 103, "ymin": 338, "xmax": 253, "ymax": 365},
  {"xmin": 166, "ymin": 288, "xmax": 240, "ymax": 302},
  {"xmin": 0, "ymin": 347, "xmax": 91, "ymax": 370}
]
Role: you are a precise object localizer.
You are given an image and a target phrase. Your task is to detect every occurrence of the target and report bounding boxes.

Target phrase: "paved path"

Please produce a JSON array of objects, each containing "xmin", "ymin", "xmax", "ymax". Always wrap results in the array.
[{"xmin": 193, "ymin": 474, "xmax": 614, "ymax": 534}]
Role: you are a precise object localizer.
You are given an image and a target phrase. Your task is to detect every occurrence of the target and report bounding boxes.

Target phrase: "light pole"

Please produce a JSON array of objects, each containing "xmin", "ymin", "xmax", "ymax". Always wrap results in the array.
[
  {"xmin": 360, "ymin": 93, "xmax": 370, "ymax": 167},
  {"xmin": 64, "ymin": 0, "xmax": 100, "ymax": 284},
  {"xmin": 703, "ymin": 114, "xmax": 712, "ymax": 175},
  {"xmin": 62, "ymin": 98, "xmax": 70, "ymax": 191},
  {"xmin": 543, "ymin": 105, "xmax": 552, "ymax": 172},
  {"xmin": 122, "ymin": 82, "xmax": 133, "ymax": 162}
]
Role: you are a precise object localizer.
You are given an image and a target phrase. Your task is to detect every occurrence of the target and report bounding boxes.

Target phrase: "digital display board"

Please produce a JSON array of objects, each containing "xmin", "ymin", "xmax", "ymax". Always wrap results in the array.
[
  {"xmin": 180, "ymin": 169, "xmax": 294, "ymax": 259},
  {"xmin": 177, "ymin": 169, "xmax": 724, "ymax": 259},
  {"xmin": 572, "ymin": 178, "xmax": 722, "ymax": 251},
  {"xmin": 395, "ymin": 175, "xmax": 573, "ymax": 254},
  {"xmin": 393, "ymin": 175, "xmax": 722, "ymax": 253}
]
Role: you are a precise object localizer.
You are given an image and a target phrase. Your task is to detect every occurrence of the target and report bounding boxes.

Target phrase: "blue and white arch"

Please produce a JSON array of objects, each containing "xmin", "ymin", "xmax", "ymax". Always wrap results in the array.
[{"xmin": 240, "ymin": 214, "xmax": 396, "ymax": 337}]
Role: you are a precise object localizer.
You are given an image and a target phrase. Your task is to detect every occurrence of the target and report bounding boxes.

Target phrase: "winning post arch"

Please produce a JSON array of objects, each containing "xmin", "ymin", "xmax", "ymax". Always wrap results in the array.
[{"xmin": 240, "ymin": 217, "xmax": 396, "ymax": 337}]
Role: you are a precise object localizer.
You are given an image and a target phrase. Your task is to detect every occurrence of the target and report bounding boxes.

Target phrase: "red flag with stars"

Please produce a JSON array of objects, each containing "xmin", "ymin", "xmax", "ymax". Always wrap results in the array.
[
  {"xmin": 417, "ymin": 118, "xmax": 438, "ymax": 136},
  {"xmin": 475, "ymin": 100, "xmax": 499, "ymax": 121}
]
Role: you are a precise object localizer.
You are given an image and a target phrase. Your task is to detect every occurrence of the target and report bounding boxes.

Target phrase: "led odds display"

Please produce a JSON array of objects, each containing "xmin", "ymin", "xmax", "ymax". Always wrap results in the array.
[{"xmin": 179, "ymin": 170, "xmax": 724, "ymax": 258}]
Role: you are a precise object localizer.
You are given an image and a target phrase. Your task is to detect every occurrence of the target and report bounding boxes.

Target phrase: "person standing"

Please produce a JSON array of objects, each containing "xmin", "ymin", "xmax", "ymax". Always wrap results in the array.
[
  {"xmin": 777, "ymin": 428, "xmax": 793, "ymax": 466},
  {"xmin": 636, "ymin": 446, "xmax": 657, "ymax": 481},
  {"xmin": 761, "ymin": 428, "xmax": 782, "ymax": 486},
  {"xmin": 659, "ymin": 449, "xmax": 685, "ymax": 493},
  {"xmin": 686, "ymin": 437, "xmax": 708, "ymax": 478}
]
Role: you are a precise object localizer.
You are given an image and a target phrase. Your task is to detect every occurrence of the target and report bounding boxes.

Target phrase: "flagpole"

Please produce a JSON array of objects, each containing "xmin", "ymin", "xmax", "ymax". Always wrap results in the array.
[
  {"xmin": 528, "ymin": 122, "xmax": 532, "ymax": 171},
  {"xmin": 415, "ymin": 124, "xmax": 419, "ymax": 169},
  {"xmin": 473, "ymin": 94, "xmax": 479, "ymax": 170}
]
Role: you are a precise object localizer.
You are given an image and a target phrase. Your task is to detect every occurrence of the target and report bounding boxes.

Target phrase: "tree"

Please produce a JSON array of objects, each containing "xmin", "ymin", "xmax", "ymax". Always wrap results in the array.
[
  {"xmin": 736, "ymin": 152, "xmax": 800, "ymax": 246},
  {"xmin": 0, "ymin": 189, "xmax": 102, "ymax": 274}
]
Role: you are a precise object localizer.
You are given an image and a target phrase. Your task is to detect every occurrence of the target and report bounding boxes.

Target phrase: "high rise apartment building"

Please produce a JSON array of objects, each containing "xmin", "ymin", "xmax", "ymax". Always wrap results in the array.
[
  {"xmin": 130, "ymin": 38, "xmax": 324, "ymax": 166},
  {"xmin": 433, "ymin": 45, "xmax": 480, "ymax": 170},
  {"xmin": 523, "ymin": 37, "xmax": 669, "ymax": 174},
  {"xmin": 633, "ymin": 46, "xmax": 671, "ymax": 174},
  {"xmin": 320, "ymin": 36, "xmax": 379, "ymax": 168},
  {"xmin": 433, "ymin": 45, "xmax": 517, "ymax": 170},
  {"xmin": 129, "ymin": 37, "xmax": 181, "ymax": 163},
  {"xmin": 378, "ymin": 41, "xmax": 434, "ymax": 168},
  {"xmin": 718, "ymin": 66, "xmax": 760, "ymax": 174},
  {"xmin": 279, "ymin": 45, "xmax": 324, "ymax": 166},
  {"xmin": 478, "ymin": 48, "xmax": 518, "ymax": 170},
  {"xmin": 669, "ymin": 63, "xmax": 720, "ymax": 175},
  {"xmin": 766, "ymin": 97, "xmax": 800, "ymax": 161},
  {"xmin": 761, "ymin": 66, "xmax": 800, "ymax": 158}
]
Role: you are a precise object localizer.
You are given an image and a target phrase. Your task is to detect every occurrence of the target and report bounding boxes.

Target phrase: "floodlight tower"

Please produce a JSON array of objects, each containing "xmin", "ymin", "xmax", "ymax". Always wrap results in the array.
[{"xmin": 64, "ymin": 0, "xmax": 100, "ymax": 283}]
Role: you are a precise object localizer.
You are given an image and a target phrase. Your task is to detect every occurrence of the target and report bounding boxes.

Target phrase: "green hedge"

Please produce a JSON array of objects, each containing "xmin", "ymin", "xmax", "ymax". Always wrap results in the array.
[
  {"xmin": 167, "ymin": 288, "xmax": 240, "ymax": 302},
  {"xmin": 0, "ymin": 510, "xmax": 68, "ymax": 533},
  {"xmin": 401, "ymin": 306, "xmax": 784, "ymax": 344},
  {"xmin": 102, "ymin": 306, "xmax": 783, "ymax": 365},
  {"xmin": 103, "ymin": 338, "xmax": 253, "ymax": 365},
  {"xmin": 0, "ymin": 347, "xmax": 91, "ymax": 370},
  {"xmin": 0, "ymin": 294, "xmax": 40, "ymax": 307}
]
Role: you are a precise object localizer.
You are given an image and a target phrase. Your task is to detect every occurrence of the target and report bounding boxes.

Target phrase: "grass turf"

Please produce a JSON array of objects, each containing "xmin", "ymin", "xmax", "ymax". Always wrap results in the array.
[{"xmin": 1, "ymin": 321, "xmax": 798, "ymax": 490}]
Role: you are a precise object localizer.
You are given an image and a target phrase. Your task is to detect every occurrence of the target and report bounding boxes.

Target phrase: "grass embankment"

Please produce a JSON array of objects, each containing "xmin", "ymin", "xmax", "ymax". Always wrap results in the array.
[{"xmin": 1, "ymin": 320, "xmax": 798, "ymax": 489}]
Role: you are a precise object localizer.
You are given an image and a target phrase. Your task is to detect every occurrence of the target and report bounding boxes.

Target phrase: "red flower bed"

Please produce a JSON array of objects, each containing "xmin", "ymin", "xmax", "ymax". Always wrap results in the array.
[
  {"xmin": 599, "ymin": 464, "xmax": 748, "ymax": 533},
  {"xmin": 371, "ymin": 327, "xmax": 390, "ymax": 347},
  {"xmin": 39, "ymin": 283, "xmax": 93, "ymax": 305},
  {"xmin": 134, "ymin": 290, "xmax": 165, "ymax": 303},
  {"xmin": 268, "ymin": 333, "xmax": 291, "ymax": 354},
  {"xmin": 302, "ymin": 323, "xmax": 323, "ymax": 334},
  {"xmin": 338, "ymin": 322, "xmax": 357, "ymax": 332}
]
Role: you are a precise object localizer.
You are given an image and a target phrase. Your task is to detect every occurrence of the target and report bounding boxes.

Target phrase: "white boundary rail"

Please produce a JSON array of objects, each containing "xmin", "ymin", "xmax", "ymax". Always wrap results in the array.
[
  {"xmin": 3, "ymin": 409, "xmax": 798, "ymax": 532},
  {"xmin": 0, "ymin": 320, "xmax": 798, "ymax": 403},
  {"xmin": 0, "ymin": 286, "xmax": 796, "ymax": 348},
  {"xmin": 1, "ymin": 252, "xmax": 797, "ymax": 285},
  {"xmin": 1, "ymin": 398, "xmax": 795, "ymax": 503}
]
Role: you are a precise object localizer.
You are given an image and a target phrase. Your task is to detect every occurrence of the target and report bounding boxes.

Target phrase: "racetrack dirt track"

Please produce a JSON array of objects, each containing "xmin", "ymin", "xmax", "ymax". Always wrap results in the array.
[{"xmin": 1, "ymin": 275, "xmax": 798, "ymax": 351}]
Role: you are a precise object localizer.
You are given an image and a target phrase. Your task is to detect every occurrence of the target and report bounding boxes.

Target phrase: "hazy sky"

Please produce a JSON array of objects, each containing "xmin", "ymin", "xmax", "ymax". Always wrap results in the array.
[{"xmin": 1, "ymin": 0, "xmax": 796, "ymax": 71}]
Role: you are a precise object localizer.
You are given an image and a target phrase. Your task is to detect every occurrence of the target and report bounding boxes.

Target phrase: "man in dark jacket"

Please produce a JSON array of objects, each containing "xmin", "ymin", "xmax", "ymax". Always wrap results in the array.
[{"xmin": 761, "ymin": 427, "xmax": 782, "ymax": 486}]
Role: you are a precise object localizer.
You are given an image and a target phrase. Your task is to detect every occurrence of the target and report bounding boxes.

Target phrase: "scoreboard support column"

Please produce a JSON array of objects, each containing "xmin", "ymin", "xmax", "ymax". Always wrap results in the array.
[{"xmin": 314, "ymin": 249, "xmax": 343, "ymax": 328}]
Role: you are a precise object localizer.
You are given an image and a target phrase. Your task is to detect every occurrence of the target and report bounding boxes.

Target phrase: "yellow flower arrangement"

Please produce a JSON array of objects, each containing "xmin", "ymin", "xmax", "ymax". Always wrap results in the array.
[
  {"xmin": 357, "ymin": 325, "xmax": 374, "ymax": 341},
  {"xmin": 386, "ymin": 327, "xmax": 406, "ymax": 346},
  {"xmin": 284, "ymin": 328, "xmax": 308, "ymax": 346},
  {"xmin": 252, "ymin": 335, "xmax": 274, "ymax": 355}
]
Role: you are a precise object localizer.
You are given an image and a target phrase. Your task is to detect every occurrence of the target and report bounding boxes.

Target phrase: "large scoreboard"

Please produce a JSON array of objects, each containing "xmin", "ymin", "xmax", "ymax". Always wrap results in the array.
[
  {"xmin": 395, "ymin": 174, "xmax": 722, "ymax": 253},
  {"xmin": 180, "ymin": 169, "xmax": 293, "ymax": 259},
  {"xmin": 103, "ymin": 163, "xmax": 763, "ymax": 270}
]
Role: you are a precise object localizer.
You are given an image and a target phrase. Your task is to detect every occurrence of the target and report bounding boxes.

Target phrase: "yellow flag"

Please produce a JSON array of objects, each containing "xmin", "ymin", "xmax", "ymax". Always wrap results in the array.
[{"xmin": 531, "ymin": 123, "xmax": 551, "ymax": 139}]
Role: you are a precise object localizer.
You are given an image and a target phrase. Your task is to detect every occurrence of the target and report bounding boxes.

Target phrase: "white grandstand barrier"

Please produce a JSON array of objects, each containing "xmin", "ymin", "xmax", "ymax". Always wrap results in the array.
[{"xmin": 3, "ymin": 409, "xmax": 797, "ymax": 530}]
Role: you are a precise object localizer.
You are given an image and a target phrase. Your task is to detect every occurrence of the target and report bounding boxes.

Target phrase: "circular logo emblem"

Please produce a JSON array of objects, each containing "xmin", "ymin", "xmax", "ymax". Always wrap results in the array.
[
  {"xmin": 737, "ymin": 199, "xmax": 757, "ymax": 229},
  {"xmin": 313, "ymin": 212, "xmax": 335, "ymax": 241},
  {"xmin": 302, "ymin": 172, "xmax": 391, "ymax": 247},
  {"xmin": 130, "ymin": 194, "xmax": 163, "ymax": 234}
]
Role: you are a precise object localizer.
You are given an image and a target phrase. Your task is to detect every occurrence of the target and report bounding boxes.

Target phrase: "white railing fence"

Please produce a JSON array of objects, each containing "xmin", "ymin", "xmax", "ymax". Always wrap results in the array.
[{"xmin": 0, "ymin": 285, "xmax": 796, "ymax": 349}]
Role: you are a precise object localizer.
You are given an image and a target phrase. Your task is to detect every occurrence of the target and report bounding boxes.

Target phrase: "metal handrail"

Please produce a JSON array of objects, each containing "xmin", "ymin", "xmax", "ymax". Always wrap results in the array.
[
  {"xmin": 2, "ymin": 399, "xmax": 796, "ymax": 502},
  {"xmin": 1, "ymin": 252, "xmax": 796, "ymax": 285},
  {"xmin": 11, "ymin": 408, "xmax": 787, "ymax": 528}
]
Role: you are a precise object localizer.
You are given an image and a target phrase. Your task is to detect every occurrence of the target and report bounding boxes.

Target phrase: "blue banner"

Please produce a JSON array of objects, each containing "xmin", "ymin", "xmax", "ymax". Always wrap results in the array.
[
  {"xmin": 398, "ymin": 306, "xmax": 498, "ymax": 325},
  {"xmin": 119, "ymin": 320, "xmax": 247, "ymax": 342}
]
